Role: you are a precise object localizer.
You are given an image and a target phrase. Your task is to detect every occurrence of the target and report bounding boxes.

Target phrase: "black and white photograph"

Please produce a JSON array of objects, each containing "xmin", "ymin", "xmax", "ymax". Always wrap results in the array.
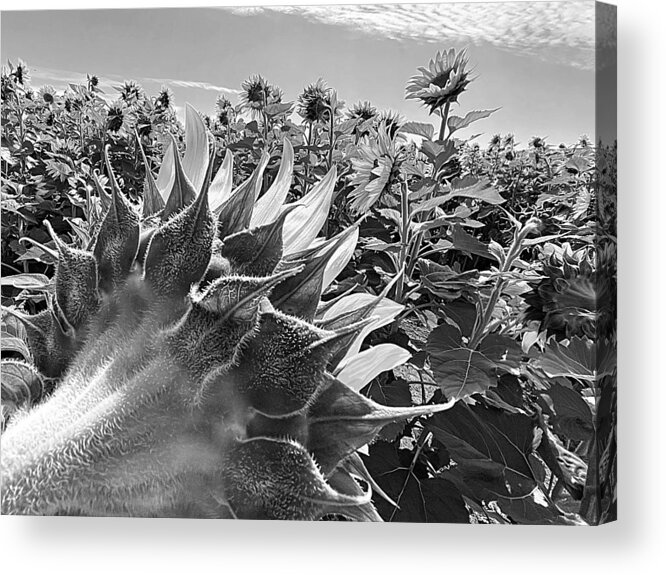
[{"xmin": 1, "ymin": 0, "xmax": 616, "ymax": 529}]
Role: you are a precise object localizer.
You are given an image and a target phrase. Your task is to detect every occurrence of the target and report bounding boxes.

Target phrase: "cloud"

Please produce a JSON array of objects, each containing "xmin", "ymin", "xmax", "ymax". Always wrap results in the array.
[
  {"xmin": 27, "ymin": 65, "xmax": 238, "ymax": 100},
  {"xmin": 143, "ymin": 77, "xmax": 240, "ymax": 96},
  {"xmin": 225, "ymin": 2, "xmax": 597, "ymax": 69}
]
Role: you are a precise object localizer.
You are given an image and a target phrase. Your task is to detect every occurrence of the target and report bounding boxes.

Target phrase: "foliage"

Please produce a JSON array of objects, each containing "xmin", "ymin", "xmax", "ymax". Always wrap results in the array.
[{"xmin": 0, "ymin": 55, "xmax": 616, "ymax": 524}]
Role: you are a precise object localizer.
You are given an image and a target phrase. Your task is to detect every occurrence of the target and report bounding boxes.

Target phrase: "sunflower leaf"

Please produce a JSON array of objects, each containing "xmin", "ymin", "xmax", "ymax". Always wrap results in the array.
[{"xmin": 447, "ymin": 108, "xmax": 500, "ymax": 135}]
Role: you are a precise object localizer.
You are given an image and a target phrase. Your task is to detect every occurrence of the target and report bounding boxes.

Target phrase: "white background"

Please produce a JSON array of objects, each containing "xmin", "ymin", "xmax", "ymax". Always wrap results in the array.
[{"xmin": 1, "ymin": 1, "xmax": 662, "ymax": 573}]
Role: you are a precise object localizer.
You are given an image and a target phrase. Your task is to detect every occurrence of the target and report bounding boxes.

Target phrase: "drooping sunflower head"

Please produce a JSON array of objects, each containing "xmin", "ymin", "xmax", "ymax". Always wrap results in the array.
[
  {"xmin": 240, "ymin": 74, "xmax": 281, "ymax": 117},
  {"xmin": 522, "ymin": 243, "xmax": 597, "ymax": 340},
  {"xmin": 297, "ymin": 78, "xmax": 339, "ymax": 124},
  {"xmin": 1, "ymin": 110, "xmax": 449, "ymax": 520},
  {"xmin": 405, "ymin": 48, "xmax": 472, "ymax": 113},
  {"xmin": 377, "ymin": 109, "xmax": 404, "ymax": 140},
  {"xmin": 106, "ymin": 101, "xmax": 128, "ymax": 133},
  {"xmin": 348, "ymin": 101, "xmax": 377, "ymax": 122},
  {"xmin": 348, "ymin": 124, "xmax": 403, "ymax": 214}
]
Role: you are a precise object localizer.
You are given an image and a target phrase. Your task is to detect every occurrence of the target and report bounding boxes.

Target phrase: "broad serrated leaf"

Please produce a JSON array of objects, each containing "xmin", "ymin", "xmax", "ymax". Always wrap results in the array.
[
  {"xmin": 399, "ymin": 121, "xmax": 435, "ymax": 140},
  {"xmin": 535, "ymin": 336, "xmax": 600, "ymax": 382},
  {"xmin": 427, "ymin": 402, "xmax": 537, "ymax": 499},
  {"xmin": 362, "ymin": 441, "xmax": 470, "ymax": 523},
  {"xmin": 447, "ymin": 108, "xmax": 500, "ymax": 135}
]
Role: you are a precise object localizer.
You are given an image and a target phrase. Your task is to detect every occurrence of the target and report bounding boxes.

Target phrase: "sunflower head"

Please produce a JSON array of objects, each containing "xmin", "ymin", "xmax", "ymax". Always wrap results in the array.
[
  {"xmin": 155, "ymin": 86, "xmax": 175, "ymax": 112},
  {"xmin": 215, "ymin": 95, "xmax": 234, "ymax": 126},
  {"xmin": 87, "ymin": 74, "xmax": 100, "ymax": 91},
  {"xmin": 106, "ymin": 101, "xmax": 127, "ymax": 133},
  {"xmin": 405, "ymin": 48, "xmax": 472, "ymax": 113},
  {"xmin": 240, "ymin": 74, "xmax": 281, "ymax": 117},
  {"xmin": 297, "ymin": 79, "xmax": 340, "ymax": 124},
  {"xmin": 348, "ymin": 124, "xmax": 402, "ymax": 214},
  {"xmin": 522, "ymin": 244, "xmax": 597, "ymax": 340},
  {"xmin": 529, "ymin": 136, "xmax": 546, "ymax": 150},
  {"xmin": 12, "ymin": 59, "xmax": 30, "ymax": 86},
  {"xmin": 377, "ymin": 109, "xmax": 404, "ymax": 139},
  {"xmin": 348, "ymin": 101, "xmax": 377, "ymax": 122},
  {"xmin": 38, "ymin": 85, "xmax": 56, "ymax": 105},
  {"xmin": 118, "ymin": 80, "xmax": 144, "ymax": 106}
]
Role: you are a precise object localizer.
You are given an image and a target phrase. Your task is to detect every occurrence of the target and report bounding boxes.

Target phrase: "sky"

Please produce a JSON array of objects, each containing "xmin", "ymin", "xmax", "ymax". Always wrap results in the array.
[{"xmin": 1, "ymin": 2, "xmax": 603, "ymax": 145}]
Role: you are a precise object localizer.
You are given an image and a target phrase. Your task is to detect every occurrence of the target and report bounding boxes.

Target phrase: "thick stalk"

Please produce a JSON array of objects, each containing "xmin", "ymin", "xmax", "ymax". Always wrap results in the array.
[
  {"xmin": 468, "ymin": 219, "xmax": 539, "ymax": 349},
  {"xmin": 437, "ymin": 101, "xmax": 451, "ymax": 141},
  {"xmin": 394, "ymin": 180, "xmax": 411, "ymax": 303}
]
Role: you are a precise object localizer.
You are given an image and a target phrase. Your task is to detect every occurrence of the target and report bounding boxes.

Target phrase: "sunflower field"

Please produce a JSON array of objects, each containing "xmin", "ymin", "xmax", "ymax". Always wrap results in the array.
[{"xmin": 0, "ymin": 51, "xmax": 616, "ymax": 524}]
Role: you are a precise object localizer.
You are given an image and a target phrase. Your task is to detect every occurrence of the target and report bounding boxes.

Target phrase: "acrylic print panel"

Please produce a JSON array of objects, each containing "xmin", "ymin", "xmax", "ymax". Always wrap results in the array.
[{"xmin": 0, "ymin": 1, "xmax": 616, "ymax": 524}]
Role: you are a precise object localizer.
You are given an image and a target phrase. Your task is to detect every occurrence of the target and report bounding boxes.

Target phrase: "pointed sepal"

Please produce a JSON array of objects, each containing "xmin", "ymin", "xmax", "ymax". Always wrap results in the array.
[
  {"xmin": 306, "ymin": 376, "xmax": 456, "ymax": 475},
  {"xmin": 162, "ymin": 133, "xmax": 198, "ymax": 220},
  {"xmin": 216, "ymin": 150, "xmax": 270, "ymax": 238},
  {"xmin": 92, "ymin": 146, "xmax": 140, "ymax": 291},
  {"xmin": 218, "ymin": 205, "xmax": 297, "ymax": 277},
  {"xmin": 222, "ymin": 437, "xmax": 371, "ymax": 520},
  {"xmin": 143, "ymin": 174, "xmax": 215, "ymax": 299},
  {"xmin": 44, "ymin": 221, "xmax": 100, "ymax": 330}
]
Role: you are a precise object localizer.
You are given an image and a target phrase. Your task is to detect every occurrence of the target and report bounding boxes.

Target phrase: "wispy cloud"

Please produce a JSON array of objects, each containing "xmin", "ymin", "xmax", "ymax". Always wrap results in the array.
[
  {"xmin": 27, "ymin": 65, "xmax": 238, "ymax": 99},
  {"xmin": 142, "ymin": 76, "xmax": 240, "ymax": 96},
  {"xmin": 225, "ymin": 2, "xmax": 597, "ymax": 69}
]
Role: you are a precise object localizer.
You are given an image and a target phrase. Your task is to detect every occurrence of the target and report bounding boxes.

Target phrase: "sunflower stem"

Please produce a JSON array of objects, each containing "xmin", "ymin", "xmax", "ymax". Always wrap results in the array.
[
  {"xmin": 394, "ymin": 180, "xmax": 411, "ymax": 304},
  {"xmin": 438, "ymin": 101, "xmax": 451, "ymax": 142}
]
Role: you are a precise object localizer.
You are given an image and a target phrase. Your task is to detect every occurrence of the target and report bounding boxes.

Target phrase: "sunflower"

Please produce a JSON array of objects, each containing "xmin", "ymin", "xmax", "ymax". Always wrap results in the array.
[
  {"xmin": 348, "ymin": 101, "xmax": 377, "ymax": 122},
  {"xmin": 12, "ymin": 59, "xmax": 30, "ymax": 86},
  {"xmin": 106, "ymin": 101, "xmax": 128, "ymax": 133},
  {"xmin": 405, "ymin": 48, "xmax": 472, "ymax": 113},
  {"xmin": 87, "ymin": 74, "xmax": 100, "ymax": 91},
  {"xmin": 154, "ymin": 85, "xmax": 175, "ymax": 112},
  {"xmin": 377, "ymin": 109, "xmax": 404, "ymax": 139},
  {"xmin": 118, "ymin": 80, "xmax": 144, "ymax": 106},
  {"xmin": 215, "ymin": 95, "xmax": 234, "ymax": 126},
  {"xmin": 529, "ymin": 136, "xmax": 546, "ymax": 150},
  {"xmin": 1, "ymin": 70, "xmax": 15, "ymax": 100},
  {"xmin": 37, "ymin": 85, "xmax": 56, "ymax": 105},
  {"xmin": 348, "ymin": 125, "xmax": 402, "ymax": 214},
  {"xmin": 240, "ymin": 74, "xmax": 281, "ymax": 118},
  {"xmin": 297, "ymin": 79, "xmax": 341, "ymax": 124}
]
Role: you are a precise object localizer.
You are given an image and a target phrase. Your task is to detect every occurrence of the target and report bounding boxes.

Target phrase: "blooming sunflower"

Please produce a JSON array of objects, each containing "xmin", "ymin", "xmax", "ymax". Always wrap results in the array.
[
  {"xmin": 154, "ymin": 85, "xmax": 175, "ymax": 112},
  {"xmin": 37, "ymin": 85, "xmax": 56, "ymax": 105},
  {"xmin": 405, "ymin": 48, "xmax": 472, "ymax": 113},
  {"xmin": 240, "ymin": 74, "xmax": 281, "ymax": 118},
  {"xmin": 348, "ymin": 125, "xmax": 402, "ymax": 214},
  {"xmin": 118, "ymin": 80, "xmax": 144, "ymax": 106}
]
